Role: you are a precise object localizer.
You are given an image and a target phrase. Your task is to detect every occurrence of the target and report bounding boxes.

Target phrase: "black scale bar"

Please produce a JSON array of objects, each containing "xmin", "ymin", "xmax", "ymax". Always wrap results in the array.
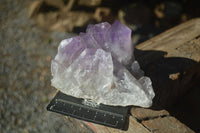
[{"xmin": 47, "ymin": 91, "xmax": 129, "ymax": 130}]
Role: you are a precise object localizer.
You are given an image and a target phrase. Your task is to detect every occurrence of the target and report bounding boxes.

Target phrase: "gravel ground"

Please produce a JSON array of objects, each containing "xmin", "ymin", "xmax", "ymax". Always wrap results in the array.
[{"xmin": 0, "ymin": 0, "xmax": 92, "ymax": 133}]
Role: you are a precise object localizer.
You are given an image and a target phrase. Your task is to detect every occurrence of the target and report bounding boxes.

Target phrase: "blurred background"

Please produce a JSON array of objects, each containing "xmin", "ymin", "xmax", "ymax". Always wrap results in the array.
[{"xmin": 0, "ymin": 0, "xmax": 200, "ymax": 132}]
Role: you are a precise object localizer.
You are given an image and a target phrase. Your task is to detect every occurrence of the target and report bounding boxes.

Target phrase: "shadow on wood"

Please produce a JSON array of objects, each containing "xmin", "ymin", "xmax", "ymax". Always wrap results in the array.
[{"xmin": 135, "ymin": 48, "xmax": 200, "ymax": 132}]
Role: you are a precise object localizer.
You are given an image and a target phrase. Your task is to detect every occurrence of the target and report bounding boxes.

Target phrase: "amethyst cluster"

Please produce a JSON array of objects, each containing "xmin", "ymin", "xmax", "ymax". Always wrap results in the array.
[{"xmin": 51, "ymin": 20, "xmax": 155, "ymax": 107}]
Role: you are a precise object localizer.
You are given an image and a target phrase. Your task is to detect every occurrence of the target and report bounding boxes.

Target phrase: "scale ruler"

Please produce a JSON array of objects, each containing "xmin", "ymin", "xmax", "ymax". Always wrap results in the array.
[{"xmin": 47, "ymin": 91, "xmax": 129, "ymax": 130}]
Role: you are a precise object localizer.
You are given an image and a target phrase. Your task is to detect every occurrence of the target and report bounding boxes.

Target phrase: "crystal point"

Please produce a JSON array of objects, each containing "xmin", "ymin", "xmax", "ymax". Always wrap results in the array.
[{"xmin": 51, "ymin": 20, "xmax": 155, "ymax": 107}]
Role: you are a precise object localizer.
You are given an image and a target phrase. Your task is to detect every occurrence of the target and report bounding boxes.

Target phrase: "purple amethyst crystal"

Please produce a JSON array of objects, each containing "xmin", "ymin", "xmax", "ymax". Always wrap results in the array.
[
  {"xmin": 86, "ymin": 20, "xmax": 133, "ymax": 65},
  {"xmin": 51, "ymin": 20, "xmax": 155, "ymax": 107}
]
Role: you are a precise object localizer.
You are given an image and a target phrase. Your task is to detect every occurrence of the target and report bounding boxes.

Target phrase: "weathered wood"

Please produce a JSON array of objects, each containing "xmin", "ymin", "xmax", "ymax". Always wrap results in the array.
[
  {"xmin": 68, "ymin": 18, "xmax": 200, "ymax": 132},
  {"xmin": 136, "ymin": 18, "xmax": 200, "ymax": 61},
  {"xmin": 142, "ymin": 116, "xmax": 193, "ymax": 133},
  {"xmin": 130, "ymin": 107, "xmax": 169, "ymax": 120}
]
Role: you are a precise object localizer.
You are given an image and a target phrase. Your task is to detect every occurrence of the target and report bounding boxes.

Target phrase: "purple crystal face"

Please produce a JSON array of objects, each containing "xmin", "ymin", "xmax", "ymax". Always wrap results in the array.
[
  {"xmin": 86, "ymin": 20, "xmax": 133, "ymax": 65},
  {"xmin": 86, "ymin": 22, "xmax": 111, "ymax": 47},
  {"xmin": 51, "ymin": 20, "xmax": 155, "ymax": 107},
  {"xmin": 105, "ymin": 20, "xmax": 133, "ymax": 65}
]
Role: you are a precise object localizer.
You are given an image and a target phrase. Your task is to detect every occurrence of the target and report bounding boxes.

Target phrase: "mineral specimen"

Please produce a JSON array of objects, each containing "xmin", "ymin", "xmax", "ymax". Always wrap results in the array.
[{"xmin": 51, "ymin": 20, "xmax": 155, "ymax": 107}]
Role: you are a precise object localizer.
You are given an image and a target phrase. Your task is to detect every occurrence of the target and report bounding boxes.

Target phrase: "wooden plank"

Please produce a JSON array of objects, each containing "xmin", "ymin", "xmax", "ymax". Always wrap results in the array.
[
  {"xmin": 136, "ymin": 18, "xmax": 200, "ymax": 56},
  {"xmin": 142, "ymin": 116, "xmax": 194, "ymax": 133}
]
